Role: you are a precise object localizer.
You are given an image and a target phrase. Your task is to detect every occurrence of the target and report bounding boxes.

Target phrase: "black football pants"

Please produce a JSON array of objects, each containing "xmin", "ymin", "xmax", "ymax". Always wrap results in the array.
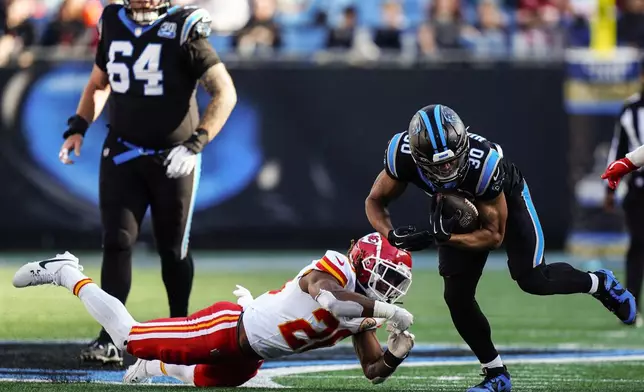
[
  {"xmin": 439, "ymin": 182, "xmax": 592, "ymax": 363},
  {"xmin": 96, "ymin": 135, "xmax": 199, "ymax": 343},
  {"xmin": 624, "ymin": 188, "xmax": 644, "ymax": 311}
]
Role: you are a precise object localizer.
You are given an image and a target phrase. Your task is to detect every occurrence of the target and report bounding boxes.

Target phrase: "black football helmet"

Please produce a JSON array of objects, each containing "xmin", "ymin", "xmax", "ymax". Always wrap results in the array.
[
  {"xmin": 122, "ymin": 0, "xmax": 172, "ymax": 24},
  {"xmin": 407, "ymin": 104, "xmax": 469, "ymax": 190}
]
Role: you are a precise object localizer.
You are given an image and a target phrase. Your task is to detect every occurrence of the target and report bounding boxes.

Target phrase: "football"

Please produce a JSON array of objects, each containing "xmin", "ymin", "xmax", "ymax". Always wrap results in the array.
[{"xmin": 438, "ymin": 193, "xmax": 480, "ymax": 234}]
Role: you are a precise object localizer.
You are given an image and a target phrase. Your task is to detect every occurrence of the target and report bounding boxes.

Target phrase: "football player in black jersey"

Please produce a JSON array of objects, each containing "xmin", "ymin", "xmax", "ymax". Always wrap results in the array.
[
  {"xmin": 366, "ymin": 104, "xmax": 637, "ymax": 392},
  {"xmin": 57, "ymin": 0, "xmax": 237, "ymax": 364}
]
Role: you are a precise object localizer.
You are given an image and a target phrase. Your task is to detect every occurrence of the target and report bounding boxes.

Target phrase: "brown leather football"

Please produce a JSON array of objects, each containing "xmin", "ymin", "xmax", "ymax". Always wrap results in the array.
[{"xmin": 439, "ymin": 194, "xmax": 481, "ymax": 234}]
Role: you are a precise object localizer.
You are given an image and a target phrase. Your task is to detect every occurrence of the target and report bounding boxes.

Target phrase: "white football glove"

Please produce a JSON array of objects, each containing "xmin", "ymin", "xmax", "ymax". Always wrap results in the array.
[
  {"xmin": 233, "ymin": 285, "xmax": 254, "ymax": 309},
  {"xmin": 373, "ymin": 302, "xmax": 414, "ymax": 332},
  {"xmin": 386, "ymin": 324, "xmax": 415, "ymax": 359},
  {"xmin": 165, "ymin": 146, "xmax": 197, "ymax": 179},
  {"xmin": 387, "ymin": 306, "xmax": 414, "ymax": 332}
]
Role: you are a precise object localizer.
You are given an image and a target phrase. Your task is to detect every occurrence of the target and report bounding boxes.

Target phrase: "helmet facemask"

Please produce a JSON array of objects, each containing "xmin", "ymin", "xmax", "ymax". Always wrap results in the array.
[
  {"xmin": 123, "ymin": 0, "xmax": 171, "ymax": 25},
  {"xmin": 415, "ymin": 141, "xmax": 469, "ymax": 189},
  {"xmin": 358, "ymin": 256, "xmax": 412, "ymax": 304}
]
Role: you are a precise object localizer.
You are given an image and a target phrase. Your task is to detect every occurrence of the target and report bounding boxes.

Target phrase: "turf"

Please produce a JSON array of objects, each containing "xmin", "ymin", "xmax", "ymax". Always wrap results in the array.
[
  {"xmin": 1, "ymin": 265, "xmax": 642, "ymax": 347},
  {"xmin": 2, "ymin": 362, "xmax": 644, "ymax": 391},
  {"xmin": 3, "ymin": 258, "xmax": 644, "ymax": 391},
  {"xmin": 274, "ymin": 362, "xmax": 644, "ymax": 391}
]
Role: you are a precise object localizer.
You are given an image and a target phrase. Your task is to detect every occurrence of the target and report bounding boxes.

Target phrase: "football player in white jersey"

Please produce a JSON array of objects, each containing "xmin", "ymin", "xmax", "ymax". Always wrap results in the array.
[{"xmin": 12, "ymin": 232, "xmax": 415, "ymax": 387}]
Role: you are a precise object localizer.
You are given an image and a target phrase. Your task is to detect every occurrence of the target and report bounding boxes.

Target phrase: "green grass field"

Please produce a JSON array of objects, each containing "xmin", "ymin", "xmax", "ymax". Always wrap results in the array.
[{"xmin": 2, "ymin": 255, "xmax": 644, "ymax": 391}]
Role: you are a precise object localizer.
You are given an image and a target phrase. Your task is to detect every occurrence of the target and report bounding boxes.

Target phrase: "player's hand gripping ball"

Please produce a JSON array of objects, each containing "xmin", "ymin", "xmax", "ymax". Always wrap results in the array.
[{"xmin": 436, "ymin": 194, "xmax": 480, "ymax": 234}]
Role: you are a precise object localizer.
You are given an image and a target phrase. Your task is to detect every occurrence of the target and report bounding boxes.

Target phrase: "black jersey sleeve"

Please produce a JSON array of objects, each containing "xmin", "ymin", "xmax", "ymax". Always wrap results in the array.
[
  {"xmin": 383, "ymin": 131, "xmax": 417, "ymax": 182},
  {"xmin": 178, "ymin": 8, "xmax": 221, "ymax": 80},
  {"xmin": 94, "ymin": 5, "xmax": 114, "ymax": 72},
  {"xmin": 474, "ymin": 148, "xmax": 505, "ymax": 201},
  {"xmin": 183, "ymin": 39, "xmax": 221, "ymax": 80}
]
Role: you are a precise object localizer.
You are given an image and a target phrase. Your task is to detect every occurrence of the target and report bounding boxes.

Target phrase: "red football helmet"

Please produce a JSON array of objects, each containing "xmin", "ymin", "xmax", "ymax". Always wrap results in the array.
[{"xmin": 349, "ymin": 232, "xmax": 413, "ymax": 304}]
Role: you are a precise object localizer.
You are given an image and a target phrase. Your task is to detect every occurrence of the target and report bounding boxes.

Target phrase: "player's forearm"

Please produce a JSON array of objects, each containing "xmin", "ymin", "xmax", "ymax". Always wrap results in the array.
[
  {"xmin": 448, "ymin": 228, "xmax": 503, "ymax": 250},
  {"xmin": 364, "ymin": 356, "xmax": 397, "ymax": 382},
  {"xmin": 198, "ymin": 64, "xmax": 237, "ymax": 141},
  {"xmin": 626, "ymin": 144, "xmax": 644, "ymax": 167},
  {"xmin": 76, "ymin": 81, "xmax": 110, "ymax": 124},
  {"xmin": 198, "ymin": 90, "xmax": 236, "ymax": 141},
  {"xmin": 365, "ymin": 197, "xmax": 394, "ymax": 237},
  {"xmin": 315, "ymin": 287, "xmax": 374, "ymax": 318}
]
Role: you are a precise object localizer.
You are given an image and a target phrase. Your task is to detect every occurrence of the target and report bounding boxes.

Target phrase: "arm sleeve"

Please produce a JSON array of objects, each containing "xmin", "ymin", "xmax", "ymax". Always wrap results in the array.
[
  {"xmin": 183, "ymin": 38, "xmax": 221, "ymax": 80},
  {"xmin": 626, "ymin": 144, "xmax": 644, "ymax": 167},
  {"xmin": 606, "ymin": 107, "xmax": 631, "ymax": 192}
]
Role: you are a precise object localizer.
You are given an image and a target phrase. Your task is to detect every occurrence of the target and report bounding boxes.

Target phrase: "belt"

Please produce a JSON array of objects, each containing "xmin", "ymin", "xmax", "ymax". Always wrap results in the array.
[
  {"xmin": 236, "ymin": 312, "xmax": 263, "ymax": 362},
  {"xmin": 112, "ymin": 138, "xmax": 168, "ymax": 165}
]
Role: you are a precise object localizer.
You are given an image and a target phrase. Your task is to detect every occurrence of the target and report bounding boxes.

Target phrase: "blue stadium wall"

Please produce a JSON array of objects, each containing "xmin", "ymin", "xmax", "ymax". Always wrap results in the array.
[{"xmin": 0, "ymin": 62, "xmax": 572, "ymax": 250}]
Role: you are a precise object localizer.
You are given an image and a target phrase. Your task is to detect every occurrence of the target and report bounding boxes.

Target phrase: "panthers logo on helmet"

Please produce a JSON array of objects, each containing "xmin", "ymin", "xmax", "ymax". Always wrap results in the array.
[
  {"xmin": 410, "ymin": 116, "xmax": 422, "ymax": 136},
  {"xmin": 442, "ymin": 106, "xmax": 461, "ymax": 125}
]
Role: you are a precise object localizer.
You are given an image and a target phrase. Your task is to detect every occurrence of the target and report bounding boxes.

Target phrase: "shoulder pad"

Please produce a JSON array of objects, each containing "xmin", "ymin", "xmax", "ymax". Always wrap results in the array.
[
  {"xmin": 384, "ymin": 132, "xmax": 409, "ymax": 179},
  {"xmin": 314, "ymin": 251, "xmax": 355, "ymax": 288},
  {"xmin": 97, "ymin": 3, "xmax": 122, "ymax": 38},
  {"xmin": 177, "ymin": 7, "xmax": 212, "ymax": 45},
  {"xmin": 475, "ymin": 149, "xmax": 502, "ymax": 197}
]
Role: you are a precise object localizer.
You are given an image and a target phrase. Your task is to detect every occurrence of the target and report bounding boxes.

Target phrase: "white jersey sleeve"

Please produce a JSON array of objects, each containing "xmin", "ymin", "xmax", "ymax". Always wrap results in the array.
[
  {"xmin": 627, "ymin": 144, "xmax": 644, "ymax": 167},
  {"xmin": 309, "ymin": 250, "xmax": 356, "ymax": 291}
]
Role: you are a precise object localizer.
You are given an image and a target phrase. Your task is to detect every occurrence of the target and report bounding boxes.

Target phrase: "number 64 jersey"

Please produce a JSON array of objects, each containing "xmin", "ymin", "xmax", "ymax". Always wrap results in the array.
[
  {"xmin": 384, "ymin": 131, "xmax": 524, "ymax": 200},
  {"xmin": 242, "ymin": 250, "xmax": 385, "ymax": 359},
  {"xmin": 95, "ymin": 4, "xmax": 220, "ymax": 148}
]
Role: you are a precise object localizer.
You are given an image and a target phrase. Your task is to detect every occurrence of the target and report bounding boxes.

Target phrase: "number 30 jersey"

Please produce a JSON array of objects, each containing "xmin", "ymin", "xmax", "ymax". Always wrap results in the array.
[
  {"xmin": 384, "ymin": 131, "xmax": 524, "ymax": 200},
  {"xmin": 95, "ymin": 4, "xmax": 221, "ymax": 149},
  {"xmin": 242, "ymin": 250, "xmax": 385, "ymax": 359}
]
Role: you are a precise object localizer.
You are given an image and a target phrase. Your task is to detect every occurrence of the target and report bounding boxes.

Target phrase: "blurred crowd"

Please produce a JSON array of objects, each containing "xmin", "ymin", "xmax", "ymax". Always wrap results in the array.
[{"xmin": 1, "ymin": 0, "xmax": 643, "ymax": 64}]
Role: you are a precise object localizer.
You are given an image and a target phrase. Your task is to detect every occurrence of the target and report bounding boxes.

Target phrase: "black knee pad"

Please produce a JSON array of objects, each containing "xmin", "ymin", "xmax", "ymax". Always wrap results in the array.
[
  {"xmin": 103, "ymin": 228, "xmax": 135, "ymax": 251},
  {"xmin": 516, "ymin": 264, "xmax": 550, "ymax": 295}
]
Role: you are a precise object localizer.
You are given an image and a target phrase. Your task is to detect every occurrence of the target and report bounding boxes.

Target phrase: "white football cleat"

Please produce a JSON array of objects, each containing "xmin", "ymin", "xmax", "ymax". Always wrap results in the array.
[
  {"xmin": 12, "ymin": 251, "xmax": 83, "ymax": 288},
  {"xmin": 123, "ymin": 358, "xmax": 152, "ymax": 384}
]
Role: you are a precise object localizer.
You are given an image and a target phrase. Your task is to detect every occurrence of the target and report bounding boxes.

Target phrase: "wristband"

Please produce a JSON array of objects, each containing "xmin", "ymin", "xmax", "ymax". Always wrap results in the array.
[
  {"xmin": 383, "ymin": 349, "xmax": 406, "ymax": 368},
  {"xmin": 183, "ymin": 128, "xmax": 209, "ymax": 154},
  {"xmin": 62, "ymin": 115, "xmax": 89, "ymax": 139},
  {"xmin": 373, "ymin": 301, "xmax": 396, "ymax": 319}
]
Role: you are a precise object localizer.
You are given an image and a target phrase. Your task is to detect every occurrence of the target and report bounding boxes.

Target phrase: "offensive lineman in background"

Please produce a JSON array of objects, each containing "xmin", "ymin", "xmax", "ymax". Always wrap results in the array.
[
  {"xmin": 366, "ymin": 104, "xmax": 637, "ymax": 392},
  {"xmin": 57, "ymin": 0, "xmax": 237, "ymax": 363},
  {"xmin": 602, "ymin": 89, "xmax": 644, "ymax": 325},
  {"xmin": 12, "ymin": 233, "xmax": 415, "ymax": 387}
]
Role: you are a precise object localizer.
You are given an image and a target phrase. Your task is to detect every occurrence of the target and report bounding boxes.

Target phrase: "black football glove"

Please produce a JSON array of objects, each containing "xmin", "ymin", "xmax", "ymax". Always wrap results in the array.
[
  {"xmin": 387, "ymin": 226, "xmax": 433, "ymax": 252},
  {"xmin": 429, "ymin": 197, "xmax": 460, "ymax": 243}
]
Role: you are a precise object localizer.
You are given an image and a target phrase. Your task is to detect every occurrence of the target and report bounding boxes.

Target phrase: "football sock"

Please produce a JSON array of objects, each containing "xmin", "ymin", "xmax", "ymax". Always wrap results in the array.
[
  {"xmin": 61, "ymin": 266, "xmax": 136, "ymax": 350},
  {"xmin": 59, "ymin": 265, "xmax": 88, "ymax": 292},
  {"xmin": 588, "ymin": 273, "xmax": 599, "ymax": 294},
  {"xmin": 482, "ymin": 355, "xmax": 504, "ymax": 369},
  {"xmin": 146, "ymin": 360, "xmax": 195, "ymax": 384}
]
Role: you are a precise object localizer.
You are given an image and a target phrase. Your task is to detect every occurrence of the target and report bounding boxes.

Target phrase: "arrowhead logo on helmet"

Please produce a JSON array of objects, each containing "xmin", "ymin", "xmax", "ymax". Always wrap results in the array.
[{"xmin": 349, "ymin": 232, "xmax": 413, "ymax": 304}]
